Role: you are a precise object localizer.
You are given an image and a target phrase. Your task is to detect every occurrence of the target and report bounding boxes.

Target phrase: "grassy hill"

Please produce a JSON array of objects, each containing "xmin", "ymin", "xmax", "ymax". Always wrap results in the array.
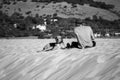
[
  {"xmin": 0, "ymin": 0, "xmax": 119, "ymax": 21},
  {"xmin": 0, "ymin": 0, "xmax": 120, "ymax": 38},
  {"xmin": 94, "ymin": 0, "xmax": 120, "ymax": 12}
]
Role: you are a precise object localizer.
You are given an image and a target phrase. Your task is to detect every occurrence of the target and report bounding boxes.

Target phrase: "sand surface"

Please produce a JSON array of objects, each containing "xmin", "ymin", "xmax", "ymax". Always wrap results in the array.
[{"xmin": 0, "ymin": 39, "xmax": 120, "ymax": 80}]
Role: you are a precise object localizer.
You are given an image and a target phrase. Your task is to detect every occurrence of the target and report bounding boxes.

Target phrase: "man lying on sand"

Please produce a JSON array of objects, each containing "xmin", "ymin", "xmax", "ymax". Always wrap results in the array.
[{"xmin": 42, "ymin": 35, "xmax": 66, "ymax": 51}]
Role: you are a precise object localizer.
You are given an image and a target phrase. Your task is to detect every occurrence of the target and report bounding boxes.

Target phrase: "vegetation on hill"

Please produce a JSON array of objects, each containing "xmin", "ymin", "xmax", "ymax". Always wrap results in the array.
[
  {"xmin": 0, "ymin": 0, "xmax": 118, "ymax": 20},
  {"xmin": 30, "ymin": 0, "xmax": 115, "ymax": 10},
  {"xmin": 0, "ymin": 0, "xmax": 120, "ymax": 38},
  {"xmin": 0, "ymin": 10, "xmax": 120, "ymax": 38},
  {"xmin": 1, "ymin": 0, "xmax": 114, "ymax": 10}
]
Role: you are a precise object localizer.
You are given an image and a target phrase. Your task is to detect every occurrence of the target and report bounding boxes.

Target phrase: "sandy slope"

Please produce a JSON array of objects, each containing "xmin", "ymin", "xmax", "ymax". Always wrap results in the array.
[{"xmin": 0, "ymin": 39, "xmax": 120, "ymax": 80}]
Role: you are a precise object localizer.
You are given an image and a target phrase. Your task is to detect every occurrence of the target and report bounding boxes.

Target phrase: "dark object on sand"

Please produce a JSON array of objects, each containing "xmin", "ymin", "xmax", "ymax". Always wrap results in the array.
[
  {"xmin": 92, "ymin": 40, "xmax": 96, "ymax": 47},
  {"xmin": 66, "ymin": 41, "xmax": 96, "ymax": 49}
]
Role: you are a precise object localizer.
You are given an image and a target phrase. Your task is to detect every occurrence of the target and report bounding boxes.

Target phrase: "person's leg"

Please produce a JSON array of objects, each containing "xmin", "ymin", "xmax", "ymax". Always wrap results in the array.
[{"xmin": 71, "ymin": 41, "xmax": 82, "ymax": 49}]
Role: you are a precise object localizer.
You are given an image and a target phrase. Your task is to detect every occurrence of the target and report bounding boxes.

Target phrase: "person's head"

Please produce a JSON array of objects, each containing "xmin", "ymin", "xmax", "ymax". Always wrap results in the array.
[
  {"xmin": 81, "ymin": 22, "xmax": 86, "ymax": 26},
  {"xmin": 55, "ymin": 35, "xmax": 63, "ymax": 44},
  {"xmin": 75, "ymin": 21, "xmax": 82, "ymax": 26}
]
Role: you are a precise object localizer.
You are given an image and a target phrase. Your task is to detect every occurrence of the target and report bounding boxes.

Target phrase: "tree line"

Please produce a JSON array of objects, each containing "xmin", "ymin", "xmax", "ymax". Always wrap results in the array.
[{"xmin": 0, "ymin": 11, "xmax": 120, "ymax": 38}]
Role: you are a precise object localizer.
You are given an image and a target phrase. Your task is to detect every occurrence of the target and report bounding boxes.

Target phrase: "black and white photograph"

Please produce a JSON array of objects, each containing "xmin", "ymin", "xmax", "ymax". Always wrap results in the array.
[{"xmin": 0, "ymin": 0, "xmax": 120, "ymax": 80}]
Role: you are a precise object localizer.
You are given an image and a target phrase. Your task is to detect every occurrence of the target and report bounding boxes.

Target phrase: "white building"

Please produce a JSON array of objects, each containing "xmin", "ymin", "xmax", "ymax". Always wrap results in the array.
[
  {"xmin": 36, "ymin": 24, "xmax": 46, "ymax": 32},
  {"xmin": 13, "ymin": 23, "xmax": 17, "ymax": 28},
  {"xmin": 105, "ymin": 33, "xmax": 110, "ymax": 37},
  {"xmin": 94, "ymin": 33, "xmax": 101, "ymax": 38},
  {"xmin": 115, "ymin": 33, "xmax": 120, "ymax": 36}
]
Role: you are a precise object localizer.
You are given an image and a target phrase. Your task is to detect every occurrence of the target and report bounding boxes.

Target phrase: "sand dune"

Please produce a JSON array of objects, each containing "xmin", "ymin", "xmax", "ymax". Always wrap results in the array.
[{"xmin": 0, "ymin": 39, "xmax": 120, "ymax": 80}]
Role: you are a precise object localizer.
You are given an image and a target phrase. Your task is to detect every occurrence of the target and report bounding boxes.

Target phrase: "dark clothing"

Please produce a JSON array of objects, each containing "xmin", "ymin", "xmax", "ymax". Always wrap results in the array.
[
  {"xmin": 49, "ymin": 43, "xmax": 56, "ymax": 47},
  {"xmin": 43, "ymin": 43, "xmax": 56, "ymax": 51},
  {"xmin": 66, "ymin": 41, "xmax": 96, "ymax": 49},
  {"xmin": 70, "ymin": 42, "xmax": 81, "ymax": 48}
]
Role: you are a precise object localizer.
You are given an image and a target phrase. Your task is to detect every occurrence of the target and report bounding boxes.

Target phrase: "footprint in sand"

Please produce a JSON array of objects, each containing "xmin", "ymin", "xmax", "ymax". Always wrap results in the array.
[{"xmin": 97, "ymin": 55, "xmax": 107, "ymax": 63}]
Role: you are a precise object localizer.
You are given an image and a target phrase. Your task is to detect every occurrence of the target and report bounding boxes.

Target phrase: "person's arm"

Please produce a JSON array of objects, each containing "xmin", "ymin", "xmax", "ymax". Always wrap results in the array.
[
  {"xmin": 52, "ymin": 43, "xmax": 66, "ymax": 50},
  {"xmin": 90, "ymin": 27, "xmax": 95, "ymax": 41},
  {"xmin": 74, "ymin": 28, "xmax": 79, "ymax": 43},
  {"xmin": 60, "ymin": 43, "xmax": 66, "ymax": 49}
]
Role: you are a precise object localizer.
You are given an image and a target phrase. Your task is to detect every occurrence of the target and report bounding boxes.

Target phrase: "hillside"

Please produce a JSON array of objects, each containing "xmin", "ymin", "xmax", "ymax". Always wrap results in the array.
[
  {"xmin": 94, "ymin": 0, "xmax": 120, "ymax": 12},
  {"xmin": 0, "ymin": 0, "xmax": 119, "ymax": 21}
]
